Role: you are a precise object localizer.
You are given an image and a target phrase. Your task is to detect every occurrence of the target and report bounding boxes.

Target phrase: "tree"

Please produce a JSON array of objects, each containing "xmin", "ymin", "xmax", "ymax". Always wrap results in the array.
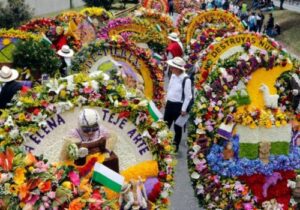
[
  {"xmin": 0, "ymin": 0, "xmax": 33, "ymax": 29},
  {"xmin": 82, "ymin": 0, "xmax": 114, "ymax": 10}
]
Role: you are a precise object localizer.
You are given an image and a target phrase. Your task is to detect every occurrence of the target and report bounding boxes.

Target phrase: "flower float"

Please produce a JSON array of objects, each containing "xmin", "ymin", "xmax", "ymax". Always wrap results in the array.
[
  {"xmin": 71, "ymin": 39, "xmax": 165, "ymax": 107},
  {"xmin": 188, "ymin": 32, "xmax": 300, "ymax": 209},
  {"xmin": 0, "ymin": 70, "xmax": 175, "ymax": 209}
]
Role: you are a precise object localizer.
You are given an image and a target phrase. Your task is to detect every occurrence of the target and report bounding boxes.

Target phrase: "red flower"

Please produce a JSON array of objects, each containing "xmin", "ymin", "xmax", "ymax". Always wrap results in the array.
[
  {"xmin": 118, "ymin": 111, "xmax": 130, "ymax": 118},
  {"xmin": 20, "ymin": 86, "xmax": 29, "ymax": 94},
  {"xmin": 148, "ymin": 182, "xmax": 162, "ymax": 202},
  {"xmin": 33, "ymin": 108, "xmax": 40, "ymax": 116}
]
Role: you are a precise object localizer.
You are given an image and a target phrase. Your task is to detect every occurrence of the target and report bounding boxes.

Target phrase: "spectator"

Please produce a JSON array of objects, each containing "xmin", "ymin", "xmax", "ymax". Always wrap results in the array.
[
  {"xmin": 164, "ymin": 57, "xmax": 193, "ymax": 152},
  {"xmin": 266, "ymin": 13, "xmax": 274, "ymax": 36},
  {"xmin": 256, "ymin": 10, "xmax": 265, "ymax": 32},
  {"xmin": 280, "ymin": 0, "xmax": 284, "ymax": 9},
  {"xmin": 241, "ymin": 3, "xmax": 248, "ymax": 19},
  {"xmin": 223, "ymin": 0, "xmax": 230, "ymax": 10},
  {"xmin": 0, "ymin": 66, "xmax": 23, "ymax": 109},
  {"xmin": 273, "ymin": 23, "xmax": 281, "ymax": 36},
  {"xmin": 207, "ymin": 0, "xmax": 214, "ymax": 9},
  {"xmin": 166, "ymin": 32, "xmax": 184, "ymax": 60},
  {"xmin": 168, "ymin": 0, "xmax": 174, "ymax": 16},
  {"xmin": 201, "ymin": 0, "xmax": 207, "ymax": 9},
  {"xmin": 248, "ymin": 12, "xmax": 257, "ymax": 31}
]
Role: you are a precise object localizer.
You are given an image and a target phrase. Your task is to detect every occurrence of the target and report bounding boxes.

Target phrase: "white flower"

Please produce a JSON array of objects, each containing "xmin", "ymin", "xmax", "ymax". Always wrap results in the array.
[
  {"xmin": 4, "ymin": 116, "xmax": 14, "ymax": 127},
  {"xmin": 47, "ymin": 79, "xmax": 65, "ymax": 95},
  {"xmin": 138, "ymin": 100, "xmax": 148, "ymax": 107},
  {"xmin": 9, "ymin": 128, "xmax": 19, "ymax": 139},
  {"xmin": 157, "ymin": 130, "xmax": 168, "ymax": 139},
  {"xmin": 194, "ymin": 117, "xmax": 202, "ymax": 125},
  {"xmin": 191, "ymin": 172, "xmax": 200, "ymax": 179},
  {"xmin": 114, "ymin": 100, "xmax": 119, "ymax": 107},
  {"xmin": 196, "ymin": 184, "xmax": 204, "ymax": 194},
  {"xmin": 287, "ymin": 180, "xmax": 296, "ymax": 189},
  {"xmin": 76, "ymin": 96, "xmax": 87, "ymax": 106}
]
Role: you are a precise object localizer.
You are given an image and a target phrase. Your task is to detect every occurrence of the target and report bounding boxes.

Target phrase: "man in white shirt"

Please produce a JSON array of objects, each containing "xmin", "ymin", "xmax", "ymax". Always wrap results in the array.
[{"xmin": 164, "ymin": 57, "xmax": 193, "ymax": 152}]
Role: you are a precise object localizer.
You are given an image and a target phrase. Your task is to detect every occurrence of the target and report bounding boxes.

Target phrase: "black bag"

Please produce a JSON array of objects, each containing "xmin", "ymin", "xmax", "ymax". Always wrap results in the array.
[{"xmin": 181, "ymin": 76, "xmax": 194, "ymax": 113}]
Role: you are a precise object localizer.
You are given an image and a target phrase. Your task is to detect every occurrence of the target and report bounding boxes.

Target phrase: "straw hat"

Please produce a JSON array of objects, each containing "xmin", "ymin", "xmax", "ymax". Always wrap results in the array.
[
  {"xmin": 0, "ymin": 66, "xmax": 19, "ymax": 82},
  {"xmin": 167, "ymin": 57, "xmax": 186, "ymax": 71},
  {"xmin": 168, "ymin": 32, "xmax": 180, "ymax": 42},
  {"xmin": 57, "ymin": 45, "xmax": 74, "ymax": 58}
]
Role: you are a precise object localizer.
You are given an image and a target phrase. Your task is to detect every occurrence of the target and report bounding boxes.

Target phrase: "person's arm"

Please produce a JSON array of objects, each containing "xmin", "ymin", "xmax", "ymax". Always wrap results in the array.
[{"xmin": 181, "ymin": 78, "xmax": 193, "ymax": 113}]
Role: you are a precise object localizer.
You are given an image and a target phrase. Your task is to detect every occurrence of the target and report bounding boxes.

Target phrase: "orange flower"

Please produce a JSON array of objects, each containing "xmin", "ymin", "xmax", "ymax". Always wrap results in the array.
[
  {"xmin": 69, "ymin": 198, "xmax": 86, "ymax": 210},
  {"xmin": 19, "ymin": 183, "xmax": 30, "ymax": 201},
  {"xmin": 38, "ymin": 180, "xmax": 52, "ymax": 193},
  {"xmin": 24, "ymin": 153, "xmax": 37, "ymax": 166},
  {"xmin": 0, "ymin": 147, "xmax": 14, "ymax": 171}
]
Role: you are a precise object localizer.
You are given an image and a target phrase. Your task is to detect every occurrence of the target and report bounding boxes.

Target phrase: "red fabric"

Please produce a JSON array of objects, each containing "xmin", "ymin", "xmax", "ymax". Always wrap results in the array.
[
  {"xmin": 52, "ymin": 35, "xmax": 68, "ymax": 51},
  {"xmin": 166, "ymin": 42, "xmax": 183, "ymax": 58},
  {"xmin": 239, "ymin": 171, "xmax": 296, "ymax": 210}
]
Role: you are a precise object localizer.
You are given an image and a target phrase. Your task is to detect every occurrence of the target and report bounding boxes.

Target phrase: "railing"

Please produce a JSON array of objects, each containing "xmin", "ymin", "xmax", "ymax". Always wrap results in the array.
[{"xmin": 114, "ymin": 4, "xmax": 141, "ymax": 18}]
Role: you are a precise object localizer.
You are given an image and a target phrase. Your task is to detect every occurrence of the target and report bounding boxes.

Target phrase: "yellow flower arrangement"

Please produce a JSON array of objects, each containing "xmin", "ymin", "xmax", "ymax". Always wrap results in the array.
[
  {"xmin": 0, "ymin": 29, "xmax": 41, "ymax": 41},
  {"xmin": 80, "ymin": 7, "xmax": 113, "ymax": 19}
]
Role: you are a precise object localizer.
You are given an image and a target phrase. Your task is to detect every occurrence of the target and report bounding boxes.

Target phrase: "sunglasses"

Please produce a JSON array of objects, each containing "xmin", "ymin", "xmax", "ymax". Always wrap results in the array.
[{"xmin": 81, "ymin": 125, "xmax": 99, "ymax": 133}]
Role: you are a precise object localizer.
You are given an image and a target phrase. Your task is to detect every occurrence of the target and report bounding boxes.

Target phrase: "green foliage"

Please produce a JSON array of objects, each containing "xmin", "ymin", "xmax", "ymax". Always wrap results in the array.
[
  {"xmin": 12, "ymin": 39, "xmax": 61, "ymax": 76},
  {"xmin": 270, "ymin": 142, "xmax": 289, "ymax": 155},
  {"xmin": 0, "ymin": 0, "xmax": 33, "ymax": 29},
  {"xmin": 239, "ymin": 143, "xmax": 259, "ymax": 159},
  {"xmin": 82, "ymin": 0, "xmax": 114, "ymax": 10}
]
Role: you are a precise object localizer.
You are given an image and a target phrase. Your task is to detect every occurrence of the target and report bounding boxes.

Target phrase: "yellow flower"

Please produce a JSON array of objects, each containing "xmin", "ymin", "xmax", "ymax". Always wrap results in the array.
[
  {"xmin": 13, "ymin": 168, "xmax": 26, "ymax": 185},
  {"xmin": 9, "ymin": 184, "xmax": 19, "ymax": 194},
  {"xmin": 166, "ymin": 174, "xmax": 172, "ymax": 181},
  {"xmin": 281, "ymin": 120, "xmax": 287, "ymax": 126},
  {"xmin": 2, "ymin": 38, "xmax": 11, "ymax": 46},
  {"xmin": 18, "ymin": 113, "xmax": 26, "ymax": 122},
  {"xmin": 214, "ymin": 106, "xmax": 220, "ymax": 111},
  {"xmin": 62, "ymin": 181, "xmax": 73, "ymax": 190},
  {"xmin": 60, "ymin": 90, "xmax": 66, "ymax": 98},
  {"xmin": 164, "ymin": 145, "xmax": 171, "ymax": 152},
  {"xmin": 275, "ymin": 121, "xmax": 281, "ymax": 127}
]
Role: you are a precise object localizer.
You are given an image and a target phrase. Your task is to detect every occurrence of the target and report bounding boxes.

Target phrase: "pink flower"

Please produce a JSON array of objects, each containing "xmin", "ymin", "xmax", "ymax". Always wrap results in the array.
[{"xmin": 68, "ymin": 171, "xmax": 80, "ymax": 186}]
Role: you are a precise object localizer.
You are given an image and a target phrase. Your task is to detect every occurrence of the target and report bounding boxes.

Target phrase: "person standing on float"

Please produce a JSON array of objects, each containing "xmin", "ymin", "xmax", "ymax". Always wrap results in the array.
[{"xmin": 164, "ymin": 57, "xmax": 192, "ymax": 152}]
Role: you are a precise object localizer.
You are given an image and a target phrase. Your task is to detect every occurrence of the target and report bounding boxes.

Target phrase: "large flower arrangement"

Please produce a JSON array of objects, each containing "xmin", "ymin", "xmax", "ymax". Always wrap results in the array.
[
  {"xmin": 19, "ymin": 18, "xmax": 57, "ymax": 34},
  {"xmin": 188, "ymin": 34, "xmax": 299, "ymax": 209},
  {"xmin": 0, "ymin": 71, "xmax": 175, "ymax": 209},
  {"xmin": 71, "ymin": 39, "xmax": 165, "ymax": 107},
  {"xmin": 97, "ymin": 17, "xmax": 167, "ymax": 52}
]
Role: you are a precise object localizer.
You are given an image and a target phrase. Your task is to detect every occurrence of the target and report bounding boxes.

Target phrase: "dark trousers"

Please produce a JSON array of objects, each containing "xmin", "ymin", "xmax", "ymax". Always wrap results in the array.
[{"xmin": 164, "ymin": 101, "xmax": 183, "ymax": 146}]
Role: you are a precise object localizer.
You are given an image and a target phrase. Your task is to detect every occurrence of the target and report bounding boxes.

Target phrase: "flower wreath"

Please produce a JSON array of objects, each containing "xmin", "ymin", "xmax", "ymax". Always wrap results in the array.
[
  {"xmin": 0, "ymin": 72, "xmax": 175, "ymax": 209},
  {"xmin": 188, "ymin": 37, "xmax": 299, "ymax": 209},
  {"xmin": 71, "ymin": 39, "xmax": 165, "ymax": 107}
]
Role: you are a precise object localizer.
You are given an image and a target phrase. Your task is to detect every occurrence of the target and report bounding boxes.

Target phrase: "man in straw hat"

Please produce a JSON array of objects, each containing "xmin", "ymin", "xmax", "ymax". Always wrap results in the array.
[
  {"xmin": 0, "ymin": 66, "xmax": 23, "ymax": 109},
  {"xmin": 164, "ymin": 57, "xmax": 193, "ymax": 152},
  {"xmin": 57, "ymin": 45, "xmax": 74, "ymax": 76}
]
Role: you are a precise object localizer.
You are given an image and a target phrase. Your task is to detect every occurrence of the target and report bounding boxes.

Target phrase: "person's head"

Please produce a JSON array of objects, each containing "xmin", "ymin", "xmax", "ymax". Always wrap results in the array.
[
  {"xmin": 269, "ymin": 13, "xmax": 273, "ymax": 17},
  {"xmin": 0, "ymin": 66, "xmax": 19, "ymax": 83},
  {"xmin": 57, "ymin": 45, "xmax": 74, "ymax": 58},
  {"xmin": 167, "ymin": 57, "xmax": 186, "ymax": 76},
  {"xmin": 168, "ymin": 32, "xmax": 180, "ymax": 43},
  {"xmin": 79, "ymin": 109, "xmax": 100, "ymax": 136}
]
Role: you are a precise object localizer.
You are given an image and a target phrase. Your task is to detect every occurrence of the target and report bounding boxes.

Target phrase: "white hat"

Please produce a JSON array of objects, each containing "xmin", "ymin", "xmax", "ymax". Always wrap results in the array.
[
  {"xmin": 167, "ymin": 57, "xmax": 186, "ymax": 71},
  {"xmin": 79, "ymin": 108, "xmax": 99, "ymax": 127},
  {"xmin": 0, "ymin": 66, "xmax": 19, "ymax": 82},
  {"xmin": 57, "ymin": 45, "xmax": 74, "ymax": 58},
  {"xmin": 168, "ymin": 32, "xmax": 180, "ymax": 42}
]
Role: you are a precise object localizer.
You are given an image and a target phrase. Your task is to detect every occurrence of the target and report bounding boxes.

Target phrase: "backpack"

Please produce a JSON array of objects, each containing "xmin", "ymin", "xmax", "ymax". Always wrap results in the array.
[{"xmin": 181, "ymin": 74, "xmax": 194, "ymax": 113}]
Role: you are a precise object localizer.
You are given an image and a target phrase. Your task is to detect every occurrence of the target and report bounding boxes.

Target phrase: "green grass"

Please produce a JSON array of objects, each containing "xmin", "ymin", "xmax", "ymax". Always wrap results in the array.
[
  {"xmin": 270, "ymin": 142, "xmax": 289, "ymax": 155},
  {"xmin": 0, "ymin": 44, "xmax": 16, "ymax": 63},
  {"xmin": 239, "ymin": 143, "xmax": 259, "ymax": 159}
]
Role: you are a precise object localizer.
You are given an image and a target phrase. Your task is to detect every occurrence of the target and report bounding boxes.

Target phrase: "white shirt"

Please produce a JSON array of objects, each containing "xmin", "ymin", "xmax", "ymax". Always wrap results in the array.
[{"xmin": 166, "ymin": 73, "xmax": 193, "ymax": 112}]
